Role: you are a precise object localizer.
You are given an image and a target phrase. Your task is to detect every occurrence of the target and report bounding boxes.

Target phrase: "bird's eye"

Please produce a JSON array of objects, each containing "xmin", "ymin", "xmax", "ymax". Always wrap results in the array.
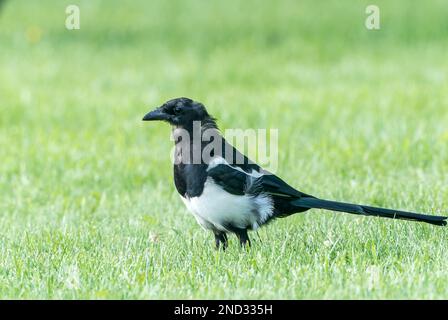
[{"xmin": 173, "ymin": 106, "xmax": 182, "ymax": 114}]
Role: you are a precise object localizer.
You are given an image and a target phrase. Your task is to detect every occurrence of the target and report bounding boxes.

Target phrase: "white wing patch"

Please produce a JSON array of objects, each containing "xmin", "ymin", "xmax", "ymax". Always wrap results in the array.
[{"xmin": 207, "ymin": 156, "xmax": 264, "ymax": 178}]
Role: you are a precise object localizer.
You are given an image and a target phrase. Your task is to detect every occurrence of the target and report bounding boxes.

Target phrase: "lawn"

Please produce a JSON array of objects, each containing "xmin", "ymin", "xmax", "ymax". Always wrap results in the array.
[{"xmin": 0, "ymin": 0, "xmax": 448, "ymax": 299}]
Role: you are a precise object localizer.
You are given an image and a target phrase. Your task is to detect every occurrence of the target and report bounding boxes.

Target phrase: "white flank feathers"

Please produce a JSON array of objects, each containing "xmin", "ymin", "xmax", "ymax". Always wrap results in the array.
[{"xmin": 181, "ymin": 157, "xmax": 274, "ymax": 231}]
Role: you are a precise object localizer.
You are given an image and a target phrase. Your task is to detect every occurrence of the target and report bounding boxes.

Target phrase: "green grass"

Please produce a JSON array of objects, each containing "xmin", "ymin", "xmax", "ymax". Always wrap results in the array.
[{"xmin": 1, "ymin": 0, "xmax": 448, "ymax": 299}]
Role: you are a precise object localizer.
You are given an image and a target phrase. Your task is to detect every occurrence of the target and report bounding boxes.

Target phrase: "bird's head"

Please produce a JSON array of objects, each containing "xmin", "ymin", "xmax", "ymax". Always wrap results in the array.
[{"xmin": 142, "ymin": 97, "xmax": 216, "ymax": 129}]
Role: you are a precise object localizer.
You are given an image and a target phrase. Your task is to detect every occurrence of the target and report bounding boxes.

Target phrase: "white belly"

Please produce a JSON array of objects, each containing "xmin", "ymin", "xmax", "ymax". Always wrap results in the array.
[{"xmin": 180, "ymin": 178, "xmax": 273, "ymax": 231}]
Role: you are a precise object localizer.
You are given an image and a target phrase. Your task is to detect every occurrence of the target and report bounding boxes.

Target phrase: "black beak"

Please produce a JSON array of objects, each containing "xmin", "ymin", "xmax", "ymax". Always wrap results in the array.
[{"xmin": 142, "ymin": 108, "xmax": 169, "ymax": 121}]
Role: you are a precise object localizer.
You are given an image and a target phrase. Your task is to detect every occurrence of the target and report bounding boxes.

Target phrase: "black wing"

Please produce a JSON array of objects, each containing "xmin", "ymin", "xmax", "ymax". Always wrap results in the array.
[{"xmin": 207, "ymin": 163, "xmax": 311, "ymax": 198}]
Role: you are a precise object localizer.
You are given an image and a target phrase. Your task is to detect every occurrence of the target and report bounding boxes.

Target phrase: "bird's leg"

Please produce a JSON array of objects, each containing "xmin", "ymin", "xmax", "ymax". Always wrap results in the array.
[
  {"xmin": 214, "ymin": 231, "xmax": 228, "ymax": 250},
  {"xmin": 235, "ymin": 229, "xmax": 251, "ymax": 248}
]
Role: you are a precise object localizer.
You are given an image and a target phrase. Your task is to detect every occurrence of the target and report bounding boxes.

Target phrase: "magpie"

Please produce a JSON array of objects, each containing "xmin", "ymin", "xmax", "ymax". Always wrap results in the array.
[{"xmin": 143, "ymin": 97, "xmax": 447, "ymax": 249}]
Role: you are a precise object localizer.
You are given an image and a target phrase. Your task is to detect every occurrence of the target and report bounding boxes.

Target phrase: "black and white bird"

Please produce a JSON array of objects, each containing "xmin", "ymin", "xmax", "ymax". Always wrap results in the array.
[{"xmin": 143, "ymin": 97, "xmax": 447, "ymax": 249}]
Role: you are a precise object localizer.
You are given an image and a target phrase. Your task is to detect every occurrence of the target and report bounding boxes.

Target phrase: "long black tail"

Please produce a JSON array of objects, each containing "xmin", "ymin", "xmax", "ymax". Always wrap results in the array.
[{"xmin": 292, "ymin": 197, "xmax": 447, "ymax": 226}]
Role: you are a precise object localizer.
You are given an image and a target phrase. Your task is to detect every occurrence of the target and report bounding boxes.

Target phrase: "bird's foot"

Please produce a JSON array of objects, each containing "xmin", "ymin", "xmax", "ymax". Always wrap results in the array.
[
  {"xmin": 214, "ymin": 232, "xmax": 228, "ymax": 251},
  {"xmin": 236, "ymin": 229, "xmax": 251, "ymax": 249}
]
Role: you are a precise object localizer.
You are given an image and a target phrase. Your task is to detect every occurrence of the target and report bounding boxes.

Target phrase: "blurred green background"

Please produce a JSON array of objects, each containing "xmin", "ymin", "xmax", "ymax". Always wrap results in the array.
[{"xmin": 0, "ymin": 0, "xmax": 448, "ymax": 299}]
